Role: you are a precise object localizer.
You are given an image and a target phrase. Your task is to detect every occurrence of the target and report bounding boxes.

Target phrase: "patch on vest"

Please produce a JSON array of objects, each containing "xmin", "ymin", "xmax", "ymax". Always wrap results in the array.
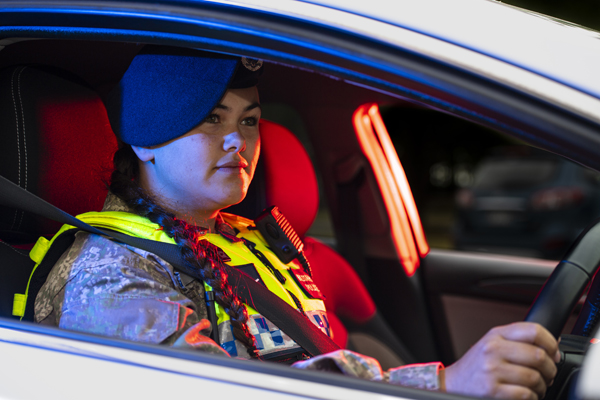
[{"xmin": 289, "ymin": 261, "xmax": 324, "ymax": 300}]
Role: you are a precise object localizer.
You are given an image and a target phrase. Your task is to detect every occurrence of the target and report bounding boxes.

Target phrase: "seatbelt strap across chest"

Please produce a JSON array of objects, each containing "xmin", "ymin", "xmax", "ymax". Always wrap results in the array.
[{"xmin": 0, "ymin": 174, "xmax": 340, "ymax": 357}]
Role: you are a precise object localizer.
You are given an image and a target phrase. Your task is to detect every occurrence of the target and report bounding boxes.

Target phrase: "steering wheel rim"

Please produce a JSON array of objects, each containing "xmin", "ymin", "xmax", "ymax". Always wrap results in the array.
[
  {"xmin": 525, "ymin": 217, "xmax": 600, "ymax": 336},
  {"xmin": 524, "ymin": 218, "xmax": 600, "ymax": 400}
]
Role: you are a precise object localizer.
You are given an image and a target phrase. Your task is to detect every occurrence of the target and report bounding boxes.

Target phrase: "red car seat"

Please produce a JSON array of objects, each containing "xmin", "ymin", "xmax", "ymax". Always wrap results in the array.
[
  {"xmin": 0, "ymin": 65, "xmax": 117, "ymax": 240},
  {"xmin": 0, "ymin": 65, "xmax": 117, "ymax": 319},
  {"xmin": 257, "ymin": 120, "xmax": 415, "ymax": 368}
]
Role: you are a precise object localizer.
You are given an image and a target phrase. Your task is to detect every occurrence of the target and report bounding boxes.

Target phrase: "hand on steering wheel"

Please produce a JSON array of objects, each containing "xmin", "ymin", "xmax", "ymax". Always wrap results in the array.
[
  {"xmin": 443, "ymin": 322, "xmax": 560, "ymax": 400},
  {"xmin": 443, "ymin": 218, "xmax": 600, "ymax": 400}
]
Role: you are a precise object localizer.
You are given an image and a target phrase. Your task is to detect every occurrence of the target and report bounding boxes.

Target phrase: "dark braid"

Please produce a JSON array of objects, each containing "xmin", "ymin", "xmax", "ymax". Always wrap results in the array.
[{"xmin": 109, "ymin": 145, "xmax": 259, "ymax": 358}]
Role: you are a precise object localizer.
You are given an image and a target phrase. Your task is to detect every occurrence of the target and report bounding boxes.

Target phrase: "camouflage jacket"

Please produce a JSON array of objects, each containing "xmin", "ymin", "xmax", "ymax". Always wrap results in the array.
[{"xmin": 34, "ymin": 193, "xmax": 443, "ymax": 389}]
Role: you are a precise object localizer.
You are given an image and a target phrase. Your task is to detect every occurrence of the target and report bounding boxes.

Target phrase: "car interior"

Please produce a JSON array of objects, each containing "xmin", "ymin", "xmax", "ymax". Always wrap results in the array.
[{"xmin": 0, "ymin": 38, "xmax": 592, "ymax": 391}]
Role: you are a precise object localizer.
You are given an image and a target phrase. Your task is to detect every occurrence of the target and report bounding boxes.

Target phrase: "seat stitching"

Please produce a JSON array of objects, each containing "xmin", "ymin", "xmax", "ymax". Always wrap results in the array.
[
  {"xmin": 9, "ymin": 67, "xmax": 22, "ymax": 231},
  {"xmin": 0, "ymin": 240, "xmax": 29, "ymax": 256},
  {"xmin": 16, "ymin": 66, "xmax": 28, "ymax": 231}
]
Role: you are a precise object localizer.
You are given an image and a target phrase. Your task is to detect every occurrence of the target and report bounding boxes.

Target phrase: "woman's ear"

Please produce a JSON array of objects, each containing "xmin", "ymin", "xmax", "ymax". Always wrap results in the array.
[{"xmin": 131, "ymin": 145, "xmax": 155, "ymax": 164}]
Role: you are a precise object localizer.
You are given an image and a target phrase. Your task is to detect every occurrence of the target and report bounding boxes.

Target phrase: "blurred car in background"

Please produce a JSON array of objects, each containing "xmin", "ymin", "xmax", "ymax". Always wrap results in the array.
[{"xmin": 455, "ymin": 147, "xmax": 600, "ymax": 259}]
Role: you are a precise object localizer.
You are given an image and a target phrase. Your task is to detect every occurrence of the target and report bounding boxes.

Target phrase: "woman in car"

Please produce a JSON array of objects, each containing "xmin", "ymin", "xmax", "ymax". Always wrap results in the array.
[{"xmin": 34, "ymin": 46, "xmax": 559, "ymax": 399}]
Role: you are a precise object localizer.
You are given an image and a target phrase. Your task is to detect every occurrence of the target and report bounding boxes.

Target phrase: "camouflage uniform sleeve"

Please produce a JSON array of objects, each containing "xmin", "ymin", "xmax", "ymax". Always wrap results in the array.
[
  {"xmin": 292, "ymin": 350, "xmax": 443, "ymax": 390},
  {"xmin": 386, "ymin": 362, "xmax": 444, "ymax": 390},
  {"xmin": 292, "ymin": 350, "xmax": 385, "ymax": 381},
  {"xmin": 37, "ymin": 232, "xmax": 223, "ymax": 354}
]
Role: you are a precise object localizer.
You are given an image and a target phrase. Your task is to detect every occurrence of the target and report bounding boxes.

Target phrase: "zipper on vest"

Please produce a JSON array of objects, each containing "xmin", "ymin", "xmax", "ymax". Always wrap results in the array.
[
  {"xmin": 205, "ymin": 290, "xmax": 220, "ymax": 343},
  {"xmin": 176, "ymin": 271, "xmax": 220, "ymax": 343},
  {"xmin": 174, "ymin": 271, "xmax": 186, "ymax": 290},
  {"xmin": 287, "ymin": 289, "xmax": 307, "ymax": 317}
]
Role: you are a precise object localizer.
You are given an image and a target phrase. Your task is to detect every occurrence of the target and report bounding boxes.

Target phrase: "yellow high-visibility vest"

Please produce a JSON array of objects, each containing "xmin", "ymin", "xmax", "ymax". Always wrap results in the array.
[{"xmin": 22, "ymin": 211, "xmax": 332, "ymax": 345}]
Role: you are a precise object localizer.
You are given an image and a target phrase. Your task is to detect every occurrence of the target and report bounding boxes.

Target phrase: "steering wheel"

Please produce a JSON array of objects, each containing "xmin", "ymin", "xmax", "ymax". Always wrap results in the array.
[{"xmin": 525, "ymin": 217, "xmax": 600, "ymax": 399}]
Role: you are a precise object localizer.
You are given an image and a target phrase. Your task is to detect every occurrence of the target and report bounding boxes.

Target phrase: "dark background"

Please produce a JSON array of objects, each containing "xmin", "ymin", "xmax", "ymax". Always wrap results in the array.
[{"xmin": 502, "ymin": 0, "xmax": 600, "ymax": 30}]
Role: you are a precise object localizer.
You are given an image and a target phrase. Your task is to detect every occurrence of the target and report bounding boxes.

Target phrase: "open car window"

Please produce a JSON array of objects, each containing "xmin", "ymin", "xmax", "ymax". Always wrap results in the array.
[
  {"xmin": 1, "ymin": 1, "xmax": 600, "ymax": 400},
  {"xmin": 380, "ymin": 105, "xmax": 600, "ymax": 260}
]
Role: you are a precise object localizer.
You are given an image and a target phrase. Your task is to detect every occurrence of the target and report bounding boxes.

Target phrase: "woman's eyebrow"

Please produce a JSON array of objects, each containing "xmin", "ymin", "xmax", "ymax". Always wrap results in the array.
[
  {"xmin": 214, "ymin": 104, "xmax": 230, "ymax": 111},
  {"xmin": 214, "ymin": 102, "xmax": 261, "ymax": 112},
  {"xmin": 245, "ymin": 102, "xmax": 261, "ymax": 112}
]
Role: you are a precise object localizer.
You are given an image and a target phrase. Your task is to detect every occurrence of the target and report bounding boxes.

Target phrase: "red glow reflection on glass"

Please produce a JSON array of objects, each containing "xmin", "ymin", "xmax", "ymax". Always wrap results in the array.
[
  {"xmin": 368, "ymin": 104, "xmax": 430, "ymax": 258},
  {"xmin": 591, "ymin": 338, "xmax": 600, "ymax": 344},
  {"xmin": 352, "ymin": 105, "xmax": 419, "ymax": 276}
]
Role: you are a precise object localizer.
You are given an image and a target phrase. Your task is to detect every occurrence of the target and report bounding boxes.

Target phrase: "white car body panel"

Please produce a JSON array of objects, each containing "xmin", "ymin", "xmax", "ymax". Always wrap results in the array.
[
  {"xmin": 577, "ymin": 332, "xmax": 600, "ymax": 400},
  {"xmin": 0, "ymin": 327, "xmax": 404, "ymax": 400},
  {"xmin": 303, "ymin": 0, "xmax": 600, "ymax": 98},
  {"xmin": 204, "ymin": 0, "xmax": 600, "ymax": 125}
]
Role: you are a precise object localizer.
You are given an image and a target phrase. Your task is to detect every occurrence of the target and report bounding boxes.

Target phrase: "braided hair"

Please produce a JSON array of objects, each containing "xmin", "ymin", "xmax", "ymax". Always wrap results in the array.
[{"xmin": 109, "ymin": 145, "xmax": 259, "ymax": 358}]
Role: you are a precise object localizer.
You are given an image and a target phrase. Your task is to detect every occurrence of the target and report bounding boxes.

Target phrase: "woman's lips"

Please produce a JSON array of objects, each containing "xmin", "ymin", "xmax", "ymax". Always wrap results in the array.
[
  {"xmin": 217, "ymin": 161, "xmax": 248, "ymax": 168},
  {"xmin": 216, "ymin": 160, "xmax": 248, "ymax": 172}
]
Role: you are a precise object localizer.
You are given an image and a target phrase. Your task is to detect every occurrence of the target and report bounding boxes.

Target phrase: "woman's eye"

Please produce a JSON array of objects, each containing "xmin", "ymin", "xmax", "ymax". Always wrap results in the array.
[
  {"xmin": 241, "ymin": 117, "xmax": 258, "ymax": 126},
  {"xmin": 204, "ymin": 114, "xmax": 220, "ymax": 124}
]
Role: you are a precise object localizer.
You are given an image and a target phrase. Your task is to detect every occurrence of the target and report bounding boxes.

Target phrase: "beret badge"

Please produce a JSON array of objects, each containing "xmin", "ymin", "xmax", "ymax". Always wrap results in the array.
[{"xmin": 242, "ymin": 57, "xmax": 263, "ymax": 71}]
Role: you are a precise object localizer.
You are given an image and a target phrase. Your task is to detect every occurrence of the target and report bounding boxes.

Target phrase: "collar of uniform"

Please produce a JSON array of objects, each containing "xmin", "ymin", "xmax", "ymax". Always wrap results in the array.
[
  {"xmin": 215, "ymin": 215, "xmax": 242, "ymax": 243},
  {"xmin": 102, "ymin": 191, "xmax": 136, "ymax": 213}
]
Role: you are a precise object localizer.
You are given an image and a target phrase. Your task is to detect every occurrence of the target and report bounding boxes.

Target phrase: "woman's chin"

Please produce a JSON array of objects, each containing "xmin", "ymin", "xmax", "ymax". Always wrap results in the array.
[{"xmin": 217, "ymin": 190, "xmax": 248, "ymax": 210}]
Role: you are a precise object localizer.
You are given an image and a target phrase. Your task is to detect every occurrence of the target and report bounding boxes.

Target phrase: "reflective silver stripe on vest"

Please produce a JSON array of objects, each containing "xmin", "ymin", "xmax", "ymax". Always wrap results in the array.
[
  {"xmin": 217, "ymin": 310, "xmax": 332, "ymax": 358},
  {"xmin": 218, "ymin": 314, "xmax": 300, "ymax": 358}
]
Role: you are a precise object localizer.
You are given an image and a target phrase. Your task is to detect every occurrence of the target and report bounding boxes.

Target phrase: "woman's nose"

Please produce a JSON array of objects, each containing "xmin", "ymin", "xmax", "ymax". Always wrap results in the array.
[{"xmin": 223, "ymin": 130, "xmax": 246, "ymax": 153}]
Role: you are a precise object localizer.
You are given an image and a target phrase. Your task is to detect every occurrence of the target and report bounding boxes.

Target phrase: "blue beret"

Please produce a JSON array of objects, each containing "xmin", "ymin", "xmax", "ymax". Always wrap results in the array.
[{"xmin": 107, "ymin": 46, "xmax": 262, "ymax": 147}]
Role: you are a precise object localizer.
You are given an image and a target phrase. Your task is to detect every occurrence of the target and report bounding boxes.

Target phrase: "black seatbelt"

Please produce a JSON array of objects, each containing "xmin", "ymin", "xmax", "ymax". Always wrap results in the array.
[{"xmin": 0, "ymin": 174, "xmax": 340, "ymax": 357}]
